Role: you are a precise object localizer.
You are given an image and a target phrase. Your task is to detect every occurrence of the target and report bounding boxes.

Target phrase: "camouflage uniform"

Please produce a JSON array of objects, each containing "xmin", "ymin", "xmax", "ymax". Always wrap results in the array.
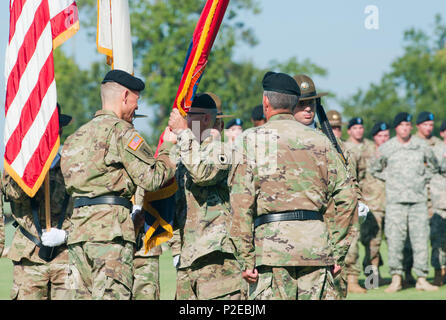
[
  {"xmin": 132, "ymin": 187, "xmax": 162, "ymax": 300},
  {"xmin": 61, "ymin": 109, "xmax": 175, "ymax": 300},
  {"xmin": 343, "ymin": 138, "xmax": 375, "ymax": 280},
  {"xmin": 403, "ymin": 134, "xmax": 443, "ymax": 275},
  {"xmin": 370, "ymin": 136, "xmax": 446, "ymax": 278},
  {"xmin": 2, "ymin": 160, "xmax": 73, "ymax": 300},
  {"xmin": 174, "ymin": 128, "xmax": 243, "ymax": 300},
  {"xmin": 430, "ymin": 142, "xmax": 446, "ymax": 272},
  {"xmin": 229, "ymin": 114, "xmax": 358, "ymax": 300}
]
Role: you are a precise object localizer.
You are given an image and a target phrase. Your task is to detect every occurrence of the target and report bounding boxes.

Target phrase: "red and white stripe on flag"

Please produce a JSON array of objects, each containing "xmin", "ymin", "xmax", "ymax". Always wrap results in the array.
[{"xmin": 4, "ymin": 0, "xmax": 79, "ymax": 197}]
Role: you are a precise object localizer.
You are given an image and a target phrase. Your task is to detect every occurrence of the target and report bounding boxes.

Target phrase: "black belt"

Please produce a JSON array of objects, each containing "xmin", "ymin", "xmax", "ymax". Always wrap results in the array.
[
  {"xmin": 73, "ymin": 196, "xmax": 132, "ymax": 211},
  {"xmin": 254, "ymin": 210, "xmax": 323, "ymax": 228}
]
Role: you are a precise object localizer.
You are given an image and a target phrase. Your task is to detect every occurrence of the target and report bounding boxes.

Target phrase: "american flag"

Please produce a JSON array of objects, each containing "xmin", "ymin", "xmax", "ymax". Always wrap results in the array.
[{"xmin": 4, "ymin": 0, "xmax": 79, "ymax": 197}]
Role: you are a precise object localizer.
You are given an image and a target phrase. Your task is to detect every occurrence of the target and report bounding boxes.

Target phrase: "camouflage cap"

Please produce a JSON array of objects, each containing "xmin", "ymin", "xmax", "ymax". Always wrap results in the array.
[
  {"xmin": 293, "ymin": 74, "xmax": 328, "ymax": 101},
  {"xmin": 326, "ymin": 110, "xmax": 343, "ymax": 127}
]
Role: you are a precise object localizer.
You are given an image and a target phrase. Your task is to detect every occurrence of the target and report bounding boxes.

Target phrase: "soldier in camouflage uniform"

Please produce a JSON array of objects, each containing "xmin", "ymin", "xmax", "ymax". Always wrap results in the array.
[
  {"xmin": 402, "ymin": 111, "xmax": 443, "ymax": 284},
  {"xmin": 342, "ymin": 117, "xmax": 375, "ymax": 293},
  {"xmin": 291, "ymin": 75, "xmax": 362, "ymax": 298},
  {"xmin": 360, "ymin": 122, "xmax": 390, "ymax": 285},
  {"xmin": 60, "ymin": 70, "xmax": 176, "ymax": 300},
  {"xmin": 167, "ymin": 93, "xmax": 243, "ymax": 300},
  {"xmin": 370, "ymin": 112, "xmax": 446, "ymax": 292},
  {"xmin": 131, "ymin": 187, "xmax": 162, "ymax": 300},
  {"xmin": 2, "ymin": 106, "xmax": 74, "ymax": 300},
  {"xmin": 431, "ymin": 120, "xmax": 446, "ymax": 286},
  {"xmin": 229, "ymin": 72, "xmax": 358, "ymax": 300}
]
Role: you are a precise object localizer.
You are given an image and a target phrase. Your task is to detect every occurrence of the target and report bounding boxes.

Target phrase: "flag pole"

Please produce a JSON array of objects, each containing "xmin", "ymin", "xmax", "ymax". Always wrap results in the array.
[{"xmin": 45, "ymin": 171, "xmax": 51, "ymax": 231}]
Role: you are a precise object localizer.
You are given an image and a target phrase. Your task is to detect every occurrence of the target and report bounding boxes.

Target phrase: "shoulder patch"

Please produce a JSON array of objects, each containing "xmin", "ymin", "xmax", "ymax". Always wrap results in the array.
[{"xmin": 128, "ymin": 134, "xmax": 144, "ymax": 151}]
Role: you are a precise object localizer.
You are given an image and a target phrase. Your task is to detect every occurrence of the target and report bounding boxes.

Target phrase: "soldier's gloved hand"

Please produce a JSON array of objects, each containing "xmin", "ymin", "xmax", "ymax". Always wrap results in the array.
[
  {"xmin": 41, "ymin": 228, "xmax": 67, "ymax": 247},
  {"xmin": 173, "ymin": 254, "xmax": 180, "ymax": 269},
  {"xmin": 358, "ymin": 202, "xmax": 370, "ymax": 224},
  {"xmin": 131, "ymin": 205, "xmax": 145, "ymax": 234}
]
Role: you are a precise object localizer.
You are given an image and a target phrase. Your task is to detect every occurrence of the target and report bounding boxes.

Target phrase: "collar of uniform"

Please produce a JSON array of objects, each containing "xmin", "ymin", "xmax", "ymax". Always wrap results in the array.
[
  {"xmin": 94, "ymin": 109, "xmax": 119, "ymax": 118},
  {"xmin": 268, "ymin": 113, "xmax": 294, "ymax": 122}
]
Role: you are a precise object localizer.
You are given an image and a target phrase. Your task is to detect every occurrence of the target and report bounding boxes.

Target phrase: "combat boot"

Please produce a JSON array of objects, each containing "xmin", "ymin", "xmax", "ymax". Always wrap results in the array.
[
  {"xmin": 347, "ymin": 275, "xmax": 367, "ymax": 294},
  {"xmin": 384, "ymin": 275, "xmax": 402, "ymax": 293},
  {"xmin": 415, "ymin": 277, "xmax": 439, "ymax": 291},
  {"xmin": 434, "ymin": 269, "xmax": 444, "ymax": 287}
]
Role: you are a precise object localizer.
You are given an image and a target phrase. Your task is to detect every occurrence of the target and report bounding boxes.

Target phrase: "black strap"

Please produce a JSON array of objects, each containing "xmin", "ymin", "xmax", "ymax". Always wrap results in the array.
[
  {"xmin": 254, "ymin": 210, "xmax": 323, "ymax": 228},
  {"xmin": 73, "ymin": 195, "xmax": 132, "ymax": 211}
]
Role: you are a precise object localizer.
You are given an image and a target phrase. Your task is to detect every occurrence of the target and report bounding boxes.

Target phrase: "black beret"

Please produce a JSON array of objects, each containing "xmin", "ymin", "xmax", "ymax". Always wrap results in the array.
[
  {"xmin": 416, "ymin": 111, "xmax": 435, "ymax": 124},
  {"xmin": 440, "ymin": 120, "xmax": 446, "ymax": 132},
  {"xmin": 191, "ymin": 93, "xmax": 217, "ymax": 110},
  {"xmin": 262, "ymin": 71, "xmax": 301, "ymax": 96},
  {"xmin": 347, "ymin": 117, "xmax": 364, "ymax": 129},
  {"xmin": 225, "ymin": 118, "xmax": 243, "ymax": 129},
  {"xmin": 371, "ymin": 121, "xmax": 389, "ymax": 136},
  {"xmin": 393, "ymin": 112, "xmax": 412, "ymax": 128},
  {"xmin": 102, "ymin": 69, "xmax": 145, "ymax": 91},
  {"xmin": 57, "ymin": 103, "xmax": 72, "ymax": 127},
  {"xmin": 251, "ymin": 104, "xmax": 265, "ymax": 121}
]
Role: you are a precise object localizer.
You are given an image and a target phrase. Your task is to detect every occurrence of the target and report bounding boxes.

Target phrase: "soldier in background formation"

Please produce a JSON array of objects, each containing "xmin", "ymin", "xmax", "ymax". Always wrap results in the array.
[
  {"xmin": 342, "ymin": 117, "xmax": 374, "ymax": 294},
  {"xmin": 1, "ymin": 105, "xmax": 74, "ymax": 300},
  {"xmin": 403, "ymin": 111, "xmax": 443, "ymax": 284},
  {"xmin": 229, "ymin": 72, "xmax": 358, "ymax": 300},
  {"xmin": 370, "ymin": 112, "xmax": 446, "ymax": 293},
  {"xmin": 360, "ymin": 122, "xmax": 390, "ymax": 284},
  {"xmin": 430, "ymin": 120, "xmax": 446, "ymax": 286}
]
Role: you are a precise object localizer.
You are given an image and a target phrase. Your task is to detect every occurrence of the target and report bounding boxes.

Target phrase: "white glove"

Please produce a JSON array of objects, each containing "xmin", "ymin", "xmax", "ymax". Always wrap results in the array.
[
  {"xmin": 131, "ymin": 205, "xmax": 142, "ymax": 221},
  {"xmin": 358, "ymin": 202, "xmax": 370, "ymax": 224},
  {"xmin": 173, "ymin": 254, "xmax": 180, "ymax": 269},
  {"xmin": 41, "ymin": 228, "xmax": 67, "ymax": 247}
]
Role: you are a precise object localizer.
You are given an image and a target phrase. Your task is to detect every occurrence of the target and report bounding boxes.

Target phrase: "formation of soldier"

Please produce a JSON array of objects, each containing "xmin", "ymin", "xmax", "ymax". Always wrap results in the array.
[{"xmin": 0, "ymin": 68, "xmax": 445, "ymax": 300}]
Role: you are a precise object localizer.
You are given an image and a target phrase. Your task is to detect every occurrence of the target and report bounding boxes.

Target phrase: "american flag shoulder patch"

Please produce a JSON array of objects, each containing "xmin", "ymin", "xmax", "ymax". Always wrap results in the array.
[{"xmin": 128, "ymin": 134, "xmax": 144, "ymax": 151}]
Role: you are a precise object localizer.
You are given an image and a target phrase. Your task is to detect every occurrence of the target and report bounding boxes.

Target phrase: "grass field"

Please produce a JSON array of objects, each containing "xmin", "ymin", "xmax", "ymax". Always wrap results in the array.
[{"xmin": 1, "ymin": 220, "xmax": 446, "ymax": 300}]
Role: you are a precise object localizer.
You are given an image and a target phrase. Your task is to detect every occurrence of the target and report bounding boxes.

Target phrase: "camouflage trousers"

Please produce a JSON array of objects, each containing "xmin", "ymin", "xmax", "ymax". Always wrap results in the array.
[
  {"xmin": 132, "ymin": 256, "xmax": 160, "ymax": 300},
  {"xmin": 176, "ymin": 251, "xmax": 243, "ymax": 300},
  {"xmin": 250, "ymin": 265, "xmax": 338, "ymax": 300},
  {"xmin": 360, "ymin": 210, "xmax": 384, "ymax": 270},
  {"xmin": 385, "ymin": 202, "xmax": 429, "ymax": 277},
  {"xmin": 68, "ymin": 239, "xmax": 134, "ymax": 300},
  {"xmin": 430, "ymin": 210, "xmax": 446, "ymax": 270},
  {"xmin": 344, "ymin": 233, "xmax": 361, "ymax": 276},
  {"xmin": 10, "ymin": 254, "xmax": 72, "ymax": 300}
]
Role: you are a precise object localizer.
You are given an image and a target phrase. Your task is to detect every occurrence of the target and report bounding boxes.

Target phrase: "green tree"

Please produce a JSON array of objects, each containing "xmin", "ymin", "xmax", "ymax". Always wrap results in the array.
[
  {"xmin": 78, "ymin": 0, "xmax": 329, "ymax": 144},
  {"xmin": 341, "ymin": 14, "xmax": 446, "ymax": 139}
]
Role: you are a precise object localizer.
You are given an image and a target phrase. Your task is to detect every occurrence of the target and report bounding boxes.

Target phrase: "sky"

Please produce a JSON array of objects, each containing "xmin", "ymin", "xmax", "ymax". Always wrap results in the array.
[{"xmin": 0, "ymin": 0, "xmax": 445, "ymax": 158}]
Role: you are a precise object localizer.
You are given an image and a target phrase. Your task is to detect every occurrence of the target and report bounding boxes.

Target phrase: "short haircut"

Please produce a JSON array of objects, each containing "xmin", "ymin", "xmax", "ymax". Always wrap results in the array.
[{"xmin": 264, "ymin": 90, "xmax": 299, "ymax": 110}]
